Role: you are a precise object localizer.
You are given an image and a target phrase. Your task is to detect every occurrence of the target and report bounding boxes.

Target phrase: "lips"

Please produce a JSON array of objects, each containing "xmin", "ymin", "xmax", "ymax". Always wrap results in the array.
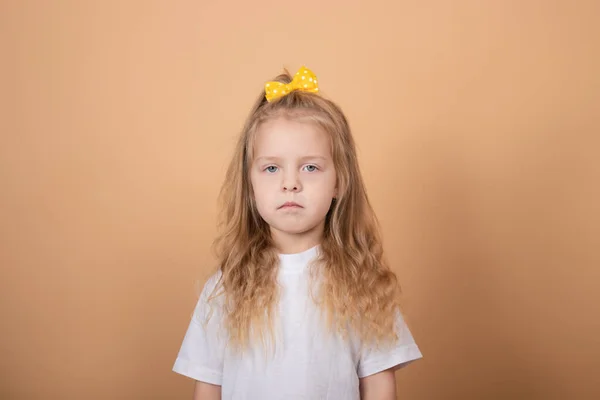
[{"xmin": 279, "ymin": 201, "xmax": 302, "ymax": 209}]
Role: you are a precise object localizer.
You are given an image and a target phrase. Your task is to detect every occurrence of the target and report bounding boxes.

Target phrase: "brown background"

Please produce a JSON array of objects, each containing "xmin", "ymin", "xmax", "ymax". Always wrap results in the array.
[{"xmin": 1, "ymin": 1, "xmax": 599, "ymax": 399}]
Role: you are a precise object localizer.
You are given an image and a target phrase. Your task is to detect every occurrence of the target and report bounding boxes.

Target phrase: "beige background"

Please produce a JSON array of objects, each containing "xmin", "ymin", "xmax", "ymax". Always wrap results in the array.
[{"xmin": 1, "ymin": 1, "xmax": 599, "ymax": 399}]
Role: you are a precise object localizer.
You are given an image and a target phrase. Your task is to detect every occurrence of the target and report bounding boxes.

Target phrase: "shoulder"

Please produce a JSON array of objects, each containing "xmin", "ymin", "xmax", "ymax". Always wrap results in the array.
[
  {"xmin": 193, "ymin": 269, "xmax": 223, "ymax": 303},
  {"xmin": 192, "ymin": 270, "xmax": 224, "ymax": 323},
  {"xmin": 201, "ymin": 270, "xmax": 223, "ymax": 297}
]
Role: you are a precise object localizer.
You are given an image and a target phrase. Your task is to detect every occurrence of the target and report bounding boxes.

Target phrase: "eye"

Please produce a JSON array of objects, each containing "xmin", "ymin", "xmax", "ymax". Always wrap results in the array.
[
  {"xmin": 303, "ymin": 164, "xmax": 318, "ymax": 172},
  {"xmin": 265, "ymin": 165, "xmax": 278, "ymax": 173}
]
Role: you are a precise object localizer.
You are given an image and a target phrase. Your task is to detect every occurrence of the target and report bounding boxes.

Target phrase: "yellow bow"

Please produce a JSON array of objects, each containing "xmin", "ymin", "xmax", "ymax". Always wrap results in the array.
[{"xmin": 264, "ymin": 66, "xmax": 319, "ymax": 102}]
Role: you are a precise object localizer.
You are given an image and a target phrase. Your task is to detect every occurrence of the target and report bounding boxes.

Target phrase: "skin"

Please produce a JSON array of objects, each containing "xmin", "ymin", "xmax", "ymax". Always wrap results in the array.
[
  {"xmin": 359, "ymin": 369, "xmax": 397, "ymax": 400},
  {"xmin": 193, "ymin": 117, "xmax": 396, "ymax": 399},
  {"xmin": 250, "ymin": 117, "xmax": 338, "ymax": 254}
]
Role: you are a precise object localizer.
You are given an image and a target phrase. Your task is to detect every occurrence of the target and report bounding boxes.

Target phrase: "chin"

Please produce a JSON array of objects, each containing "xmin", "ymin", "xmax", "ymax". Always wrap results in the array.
[
  {"xmin": 270, "ymin": 221, "xmax": 317, "ymax": 236},
  {"xmin": 276, "ymin": 226, "xmax": 312, "ymax": 235}
]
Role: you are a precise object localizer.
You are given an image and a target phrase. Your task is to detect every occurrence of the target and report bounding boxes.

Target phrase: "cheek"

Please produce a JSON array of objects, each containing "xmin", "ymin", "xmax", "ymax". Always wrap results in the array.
[
  {"xmin": 250, "ymin": 175, "xmax": 271, "ymax": 202},
  {"xmin": 322, "ymin": 172, "xmax": 338, "ymax": 194}
]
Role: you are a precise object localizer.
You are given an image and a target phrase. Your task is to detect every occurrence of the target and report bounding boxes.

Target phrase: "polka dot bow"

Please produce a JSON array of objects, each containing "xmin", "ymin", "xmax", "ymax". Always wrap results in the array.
[{"xmin": 264, "ymin": 66, "xmax": 319, "ymax": 102}]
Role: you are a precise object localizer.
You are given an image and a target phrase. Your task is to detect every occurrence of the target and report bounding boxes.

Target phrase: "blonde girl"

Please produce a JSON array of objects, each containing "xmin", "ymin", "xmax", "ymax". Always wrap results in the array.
[{"xmin": 173, "ymin": 66, "xmax": 422, "ymax": 399}]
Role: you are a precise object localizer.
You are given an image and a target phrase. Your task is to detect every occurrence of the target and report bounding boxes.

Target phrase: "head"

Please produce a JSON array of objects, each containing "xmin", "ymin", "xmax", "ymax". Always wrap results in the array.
[
  {"xmin": 222, "ymin": 71, "xmax": 370, "ymax": 250},
  {"xmin": 211, "ymin": 68, "xmax": 401, "ymax": 351}
]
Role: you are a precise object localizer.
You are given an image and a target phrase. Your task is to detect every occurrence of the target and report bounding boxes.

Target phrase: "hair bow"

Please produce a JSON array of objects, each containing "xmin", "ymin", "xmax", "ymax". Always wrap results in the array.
[{"xmin": 264, "ymin": 66, "xmax": 319, "ymax": 102}]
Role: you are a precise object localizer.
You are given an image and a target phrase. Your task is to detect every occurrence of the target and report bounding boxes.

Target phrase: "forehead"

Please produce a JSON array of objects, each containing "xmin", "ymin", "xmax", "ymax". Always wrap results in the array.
[{"xmin": 252, "ymin": 117, "xmax": 331, "ymax": 158}]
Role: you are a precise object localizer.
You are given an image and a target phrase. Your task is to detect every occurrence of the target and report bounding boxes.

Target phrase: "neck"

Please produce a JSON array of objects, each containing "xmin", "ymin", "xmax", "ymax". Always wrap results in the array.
[{"xmin": 270, "ymin": 221, "xmax": 324, "ymax": 254}]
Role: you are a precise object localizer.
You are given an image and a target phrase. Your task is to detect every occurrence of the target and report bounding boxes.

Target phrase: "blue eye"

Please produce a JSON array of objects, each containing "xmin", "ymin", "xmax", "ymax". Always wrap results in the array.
[
  {"xmin": 304, "ymin": 165, "xmax": 318, "ymax": 172},
  {"xmin": 265, "ymin": 166, "xmax": 278, "ymax": 173}
]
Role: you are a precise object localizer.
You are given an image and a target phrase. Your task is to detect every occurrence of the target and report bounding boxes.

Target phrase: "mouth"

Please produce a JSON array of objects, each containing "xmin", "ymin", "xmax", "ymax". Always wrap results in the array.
[{"xmin": 279, "ymin": 201, "xmax": 303, "ymax": 209}]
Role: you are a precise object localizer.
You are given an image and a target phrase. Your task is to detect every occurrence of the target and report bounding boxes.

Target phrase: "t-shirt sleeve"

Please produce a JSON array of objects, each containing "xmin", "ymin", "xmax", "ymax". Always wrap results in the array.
[
  {"xmin": 357, "ymin": 310, "xmax": 423, "ymax": 378},
  {"xmin": 172, "ymin": 272, "xmax": 226, "ymax": 385}
]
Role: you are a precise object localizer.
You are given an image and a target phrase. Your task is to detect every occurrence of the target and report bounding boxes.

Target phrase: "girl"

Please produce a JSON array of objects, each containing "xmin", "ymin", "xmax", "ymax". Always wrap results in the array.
[{"xmin": 173, "ymin": 66, "xmax": 422, "ymax": 399}]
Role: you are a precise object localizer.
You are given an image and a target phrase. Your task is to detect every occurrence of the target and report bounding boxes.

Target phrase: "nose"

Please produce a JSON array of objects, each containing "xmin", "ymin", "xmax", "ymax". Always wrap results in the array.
[{"xmin": 282, "ymin": 170, "xmax": 302, "ymax": 192}]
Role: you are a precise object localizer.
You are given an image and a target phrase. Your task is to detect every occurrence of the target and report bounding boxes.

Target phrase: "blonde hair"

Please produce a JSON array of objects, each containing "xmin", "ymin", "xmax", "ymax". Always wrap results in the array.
[{"xmin": 210, "ymin": 69, "xmax": 402, "ymax": 352}]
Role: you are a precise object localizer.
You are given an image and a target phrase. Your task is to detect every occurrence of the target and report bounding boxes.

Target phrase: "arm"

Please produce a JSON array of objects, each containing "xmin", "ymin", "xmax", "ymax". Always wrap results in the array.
[
  {"xmin": 193, "ymin": 381, "xmax": 221, "ymax": 400},
  {"xmin": 359, "ymin": 368, "xmax": 396, "ymax": 400}
]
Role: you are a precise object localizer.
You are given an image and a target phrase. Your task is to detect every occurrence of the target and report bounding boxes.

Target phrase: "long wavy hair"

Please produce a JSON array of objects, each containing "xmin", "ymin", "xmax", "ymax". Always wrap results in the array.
[{"xmin": 209, "ymin": 69, "xmax": 402, "ymax": 352}]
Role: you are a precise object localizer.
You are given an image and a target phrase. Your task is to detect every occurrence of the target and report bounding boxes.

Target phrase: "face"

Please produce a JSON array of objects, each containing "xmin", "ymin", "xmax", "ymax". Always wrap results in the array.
[{"xmin": 250, "ymin": 117, "xmax": 337, "ymax": 248}]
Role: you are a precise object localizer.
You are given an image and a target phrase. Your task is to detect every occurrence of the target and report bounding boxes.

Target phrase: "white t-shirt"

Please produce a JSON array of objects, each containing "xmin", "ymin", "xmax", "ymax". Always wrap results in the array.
[{"xmin": 173, "ymin": 245, "xmax": 422, "ymax": 399}]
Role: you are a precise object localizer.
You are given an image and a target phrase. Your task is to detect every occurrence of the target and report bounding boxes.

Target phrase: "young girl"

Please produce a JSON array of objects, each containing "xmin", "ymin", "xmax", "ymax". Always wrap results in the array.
[{"xmin": 173, "ymin": 66, "xmax": 422, "ymax": 399}]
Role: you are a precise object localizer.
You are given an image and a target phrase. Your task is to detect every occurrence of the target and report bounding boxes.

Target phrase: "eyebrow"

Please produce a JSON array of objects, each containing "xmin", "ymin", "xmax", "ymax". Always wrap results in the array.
[{"xmin": 254, "ymin": 156, "xmax": 328, "ymax": 163}]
